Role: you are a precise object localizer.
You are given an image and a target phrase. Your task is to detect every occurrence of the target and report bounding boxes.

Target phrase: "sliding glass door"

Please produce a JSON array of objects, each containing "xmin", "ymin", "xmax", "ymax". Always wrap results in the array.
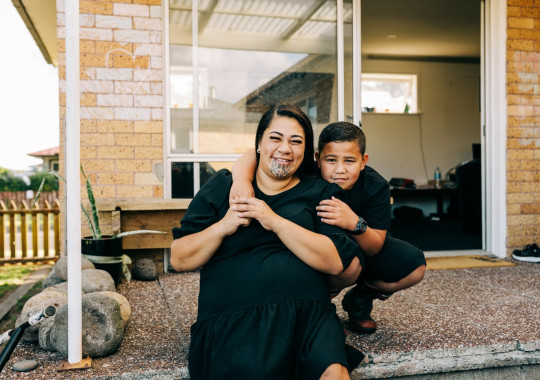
[{"xmin": 166, "ymin": 0, "xmax": 356, "ymax": 197}]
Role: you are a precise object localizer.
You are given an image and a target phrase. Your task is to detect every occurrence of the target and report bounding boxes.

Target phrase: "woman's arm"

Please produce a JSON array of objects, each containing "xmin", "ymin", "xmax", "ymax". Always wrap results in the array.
[
  {"xmin": 229, "ymin": 149, "xmax": 257, "ymax": 205},
  {"xmin": 231, "ymin": 197, "xmax": 344, "ymax": 275},
  {"xmin": 171, "ymin": 208, "xmax": 250, "ymax": 272}
]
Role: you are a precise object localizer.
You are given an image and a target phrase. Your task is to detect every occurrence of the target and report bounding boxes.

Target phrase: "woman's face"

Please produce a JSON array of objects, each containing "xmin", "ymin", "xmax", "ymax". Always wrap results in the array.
[{"xmin": 257, "ymin": 116, "xmax": 305, "ymax": 180}]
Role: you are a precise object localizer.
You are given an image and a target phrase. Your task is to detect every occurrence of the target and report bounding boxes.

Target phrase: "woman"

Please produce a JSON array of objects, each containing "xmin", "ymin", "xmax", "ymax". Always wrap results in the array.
[{"xmin": 171, "ymin": 104, "xmax": 363, "ymax": 379}]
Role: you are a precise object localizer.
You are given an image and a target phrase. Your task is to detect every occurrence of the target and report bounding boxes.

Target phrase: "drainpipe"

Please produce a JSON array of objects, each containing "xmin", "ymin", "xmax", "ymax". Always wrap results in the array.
[{"xmin": 65, "ymin": 0, "xmax": 82, "ymax": 363}]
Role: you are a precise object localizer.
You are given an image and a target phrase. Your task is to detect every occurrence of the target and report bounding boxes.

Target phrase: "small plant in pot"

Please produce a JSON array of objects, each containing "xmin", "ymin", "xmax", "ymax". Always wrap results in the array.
[{"xmin": 35, "ymin": 168, "xmax": 165, "ymax": 286}]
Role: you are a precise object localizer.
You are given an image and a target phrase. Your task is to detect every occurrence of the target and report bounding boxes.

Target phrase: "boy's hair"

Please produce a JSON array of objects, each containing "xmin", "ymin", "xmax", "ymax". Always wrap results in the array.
[{"xmin": 318, "ymin": 121, "xmax": 366, "ymax": 155}]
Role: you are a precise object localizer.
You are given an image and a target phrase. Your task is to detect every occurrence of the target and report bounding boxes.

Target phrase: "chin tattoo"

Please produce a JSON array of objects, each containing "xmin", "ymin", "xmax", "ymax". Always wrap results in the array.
[{"xmin": 270, "ymin": 161, "xmax": 291, "ymax": 178}]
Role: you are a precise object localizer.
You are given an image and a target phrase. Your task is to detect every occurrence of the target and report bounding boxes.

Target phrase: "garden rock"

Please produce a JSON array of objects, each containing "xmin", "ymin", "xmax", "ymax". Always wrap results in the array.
[
  {"xmin": 12, "ymin": 360, "xmax": 39, "ymax": 372},
  {"xmin": 132, "ymin": 258, "xmax": 157, "ymax": 281},
  {"xmin": 81, "ymin": 269, "xmax": 116, "ymax": 293},
  {"xmin": 42, "ymin": 281, "xmax": 71, "ymax": 295},
  {"xmin": 55, "ymin": 256, "xmax": 95, "ymax": 281},
  {"xmin": 42, "ymin": 267, "xmax": 64, "ymax": 289},
  {"xmin": 99, "ymin": 291, "xmax": 132, "ymax": 327},
  {"xmin": 38, "ymin": 317, "xmax": 56, "ymax": 352},
  {"xmin": 51, "ymin": 292, "xmax": 125, "ymax": 357},
  {"xmin": 15, "ymin": 290, "xmax": 67, "ymax": 343}
]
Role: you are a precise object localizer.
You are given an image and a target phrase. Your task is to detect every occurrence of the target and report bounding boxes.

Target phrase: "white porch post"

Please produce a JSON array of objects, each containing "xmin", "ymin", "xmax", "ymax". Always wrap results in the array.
[{"xmin": 65, "ymin": 0, "xmax": 82, "ymax": 363}]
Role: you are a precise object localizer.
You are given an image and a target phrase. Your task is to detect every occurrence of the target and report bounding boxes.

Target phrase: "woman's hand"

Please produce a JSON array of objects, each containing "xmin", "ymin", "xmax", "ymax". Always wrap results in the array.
[
  {"xmin": 218, "ymin": 207, "xmax": 251, "ymax": 235},
  {"xmin": 316, "ymin": 196, "xmax": 357, "ymax": 231},
  {"xmin": 229, "ymin": 180, "xmax": 255, "ymax": 206},
  {"xmin": 231, "ymin": 197, "xmax": 282, "ymax": 232}
]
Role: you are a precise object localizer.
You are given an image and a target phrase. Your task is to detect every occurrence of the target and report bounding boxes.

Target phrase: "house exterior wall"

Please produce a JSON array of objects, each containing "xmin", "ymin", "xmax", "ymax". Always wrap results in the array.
[
  {"xmin": 55, "ymin": 1, "xmax": 539, "ymax": 255},
  {"xmin": 506, "ymin": 1, "xmax": 540, "ymax": 253},
  {"xmin": 57, "ymin": 0, "xmax": 164, "ymax": 237}
]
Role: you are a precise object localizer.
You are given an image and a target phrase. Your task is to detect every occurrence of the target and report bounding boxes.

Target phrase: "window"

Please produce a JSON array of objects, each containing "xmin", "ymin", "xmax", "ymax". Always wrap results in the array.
[{"xmin": 361, "ymin": 73, "xmax": 418, "ymax": 113}]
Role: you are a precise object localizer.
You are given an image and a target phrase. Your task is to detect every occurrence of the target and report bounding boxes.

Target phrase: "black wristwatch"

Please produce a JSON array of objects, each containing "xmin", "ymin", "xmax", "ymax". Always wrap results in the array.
[{"xmin": 351, "ymin": 216, "xmax": 368, "ymax": 235}]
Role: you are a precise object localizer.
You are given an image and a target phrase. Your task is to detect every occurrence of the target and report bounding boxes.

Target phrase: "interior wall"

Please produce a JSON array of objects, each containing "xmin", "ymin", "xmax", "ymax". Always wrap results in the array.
[{"xmin": 361, "ymin": 59, "xmax": 481, "ymax": 186}]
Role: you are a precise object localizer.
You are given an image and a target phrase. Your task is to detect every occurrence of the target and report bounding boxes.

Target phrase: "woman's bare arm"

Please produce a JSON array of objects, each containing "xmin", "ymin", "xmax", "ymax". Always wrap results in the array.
[
  {"xmin": 232, "ymin": 197, "xmax": 344, "ymax": 275},
  {"xmin": 170, "ymin": 208, "xmax": 250, "ymax": 272}
]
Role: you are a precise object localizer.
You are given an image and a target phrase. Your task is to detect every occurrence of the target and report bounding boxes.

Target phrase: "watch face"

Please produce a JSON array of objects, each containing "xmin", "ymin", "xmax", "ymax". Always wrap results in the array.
[{"xmin": 352, "ymin": 218, "xmax": 367, "ymax": 234}]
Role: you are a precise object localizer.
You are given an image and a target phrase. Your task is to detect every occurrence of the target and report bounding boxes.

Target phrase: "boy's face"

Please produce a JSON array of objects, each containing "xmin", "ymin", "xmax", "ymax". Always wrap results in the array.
[{"xmin": 315, "ymin": 141, "xmax": 368, "ymax": 190}]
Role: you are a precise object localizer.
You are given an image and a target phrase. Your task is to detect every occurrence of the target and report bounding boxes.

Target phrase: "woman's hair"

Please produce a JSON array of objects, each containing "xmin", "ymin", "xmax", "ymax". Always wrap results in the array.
[
  {"xmin": 255, "ymin": 104, "xmax": 318, "ymax": 178},
  {"xmin": 318, "ymin": 121, "xmax": 366, "ymax": 155}
]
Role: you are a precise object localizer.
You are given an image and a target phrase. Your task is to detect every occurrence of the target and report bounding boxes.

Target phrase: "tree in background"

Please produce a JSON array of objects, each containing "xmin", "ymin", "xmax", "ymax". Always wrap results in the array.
[
  {"xmin": 29, "ymin": 171, "xmax": 59, "ymax": 192},
  {"xmin": 0, "ymin": 167, "xmax": 28, "ymax": 191}
]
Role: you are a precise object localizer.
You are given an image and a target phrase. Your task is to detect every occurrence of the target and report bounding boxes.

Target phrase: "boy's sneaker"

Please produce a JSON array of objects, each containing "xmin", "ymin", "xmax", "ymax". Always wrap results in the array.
[
  {"xmin": 512, "ymin": 244, "xmax": 540, "ymax": 263},
  {"xmin": 342, "ymin": 282, "xmax": 391, "ymax": 334}
]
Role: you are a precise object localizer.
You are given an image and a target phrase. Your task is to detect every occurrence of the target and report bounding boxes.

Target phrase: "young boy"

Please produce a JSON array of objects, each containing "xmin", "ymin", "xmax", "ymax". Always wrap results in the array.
[{"xmin": 230, "ymin": 121, "xmax": 426, "ymax": 334}]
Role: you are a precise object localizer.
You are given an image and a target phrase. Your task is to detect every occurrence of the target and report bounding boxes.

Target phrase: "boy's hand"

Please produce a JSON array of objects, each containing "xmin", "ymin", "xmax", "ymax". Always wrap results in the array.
[
  {"xmin": 316, "ymin": 196, "xmax": 358, "ymax": 231},
  {"xmin": 218, "ymin": 207, "xmax": 251, "ymax": 236},
  {"xmin": 229, "ymin": 180, "xmax": 255, "ymax": 206}
]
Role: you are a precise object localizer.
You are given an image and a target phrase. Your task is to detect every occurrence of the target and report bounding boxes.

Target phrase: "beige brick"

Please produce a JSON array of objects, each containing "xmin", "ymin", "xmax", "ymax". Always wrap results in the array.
[
  {"xmin": 115, "ymin": 133, "xmax": 152, "ymax": 146},
  {"xmin": 151, "ymin": 108, "xmax": 163, "ymax": 121},
  {"xmin": 149, "ymin": 31, "xmax": 161, "ymax": 44},
  {"xmin": 521, "ymin": 28, "xmax": 540, "ymax": 40},
  {"xmin": 97, "ymin": 94, "xmax": 134, "ymax": 107},
  {"xmin": 518, "ymin": 73, "xmax": 540, "ymax": 84},
  {"xmin": 523, "ymin": 159, "xmax": 540, "ymax": 170},
  {"xmin": 134, "ymin": 0, "xmax": 162, "ymax": 5},
  {"xmin": 81, "ymin": 93, "xmax": 97, "ymax": 106},
  {"xmin": 81, "ymin": 120, "xmax": 97, "ymax": 133},
  {"xmin": 95, "ymin": 15, "xmax": 132, "ymax": 29},
  {"xmin": 95, "ymin": 41, "xmax": 133, "ymax": 54},
  {"xmin": 507, "ymin": 159, "xmax": 521, "ymax": 171},
  {"xmin": 133, "ymin": 68, "xmax": 162, "ymax": 81},
  {"xmin": 81, "ymin": 146, "xmax": 97, "ymax": 159},
  {"xmin": 80, "ymin": 159, "xmax": 115, "ymax": 173},
  {"xmin": 133, "ymin": 17, "xmax": 162, "ymax": 31},
  {"xmin": 97, "ymin": 146, "xmax": 135, "ymax": 159},
  {"xmin": 81, "ymin": 54, "xmax": 107, "ymax": 67},
  {"xmin": 507, "ymin": 192, "xmax": 533, "ymax": 204},
  {"xmin": 507, "ymin": 236, "xmax": 531, "ymax": 248},
  {"xmin": 114, "ymin": 3, "xmax": 149, "ymax": 17},
  {"xmin": 508, "ymin": 171, "xmax": 534, "ymax": 182},
  {"xmin": 81, "ymin": 80, "xmax": 114, "ymax": 93},
  {"xmin": 507, "ymin": 6, "xmax": 521, "ymax": 17},
  {"xmin": 508, "ymin": 105, "xmax": 534, "ymax": 116},
  {"xmin": 507, "ymin": 95, "xmax": 521, "ymax": 105},
  {"xmin": 507, "ymin": 214, "xmax": 535, "ymax": 226},
  {"xmin": 96, "ymin": 68, "xmax": 133, "ymax": 81},
  {"xmin": 150, "ymin": 5, "xmax": 162, "ymax": 18},
  {"xmin": 520, "ymin": 51, "xmax": 540, "ymax": 61},
  {"xmin": 508, "ymin": 17, "xmax": 535, "ymax": 29},
  {"xmin": 135, "ymin": 172, "xmax": 161, "ymax": 185},
  {"xmin": 150, "ymin": 56, "xmax": 162, "ymax": 69},
  {"xmin": 80, "ymin": 40, "xmax": 96, "ymax": 53},
  {"xmin": 522, "ymin": 224, "xmax": 538, "ymax": 236},
  {"xmin": 97, "ymin": 120, "xmax": 132, "ymax": 133},
  {"xmin": 59, "ymin": 93, "xmax": 66, "ymax": 106},
  {"xmin": 98, "ymin": 173, "xmax": 134, "ymax": 185},
  {"xmin": 114, "ymin": 30, "xmax": 151, "ymax": 43},
  {"xmin": 152, "ymin": 134, "xmax": 163, "ymax": 146},
  {"xmin": 150, "ymin": 82, "xmax": 162, "ymax": 94},
  {"xmin": 116, "ymin": 185, "xmax": 154, "ymax": 198},
  {"xmin": 81, "ymin": 132, "xmax": 115, "ymax": 146},
  {"xmin": 507, "ymin": 203, "xmax": 522, "ymax": 214},
  {"xmin": 115, "ymin": 81, "xmax": 151, "ymax": 94},
  {"xmin": 133, "ymin": 43, "xmax": 162, "ymax": 56},
  {"xmin": 80, "ymin": 1, "xmax": 113, "ymax": 15},
  {"xmin": 81, "ymin": 107, "xmax": 115, "ymax": 120},
  {"xmin": 507, "ymin": 181, "xmax": 521, "ymax": 193},
  {"xmin": 81, "ymin": 67, "xmax": 96, "ymax": 80},
  {"xmin": 80, "ymin": 27, "xmax": 113, "ymax": 41},
  {"xmin": 521, "ymin": 203, "xmax": 540, "ymax": 214},
  {"xmin": 134, "ymin": 146, "xmax": 162, "ymax": 159},
  {"xmin": 153, "ymin": 185, "xmax": 163, "ymax": 198},
  {"xmin": 134, "ymin": 95, "xmax": 162, "ymax": 107},
  {"xmin": 115, "ymin": 107, "xmax": 151, "ymax": 120},
  {"xmin": 507, "ymin": 39, "xmax": 535, "ymax": 51},
  {"xmin": 134, "ymin": 121, "xmax": 162, "ymax": 133},
  {"xmin": 113, "ymin": 55, "xmax": 150, "ymax": 68},
  {"xmin": 88, "ymin": 185, "xmax": 116, "ymax": 198},
  {"xmin": 116, "ymin": 159, "xmax": 152, "ymax": 172}
]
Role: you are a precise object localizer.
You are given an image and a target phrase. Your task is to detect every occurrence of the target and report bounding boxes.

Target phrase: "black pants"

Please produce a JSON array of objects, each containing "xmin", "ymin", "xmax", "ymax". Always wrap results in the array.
[{"xmin": 357, "ymin": 236, "xmax": 426, "ymax": 283}]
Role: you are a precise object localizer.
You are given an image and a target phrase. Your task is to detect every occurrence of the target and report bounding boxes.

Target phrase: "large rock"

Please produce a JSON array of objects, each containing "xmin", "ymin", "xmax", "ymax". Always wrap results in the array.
[
  {"xmin": 51, "ymin": 292, "xmax": 125, "ymax": 358},
  {"xmin": 81, "ymin": 269, "xmax": 116, "ymax": 293},
  {"xmin": 42, "ymin": 267, "xmax": 64, "ymax": 289},
  {"xmin": 15, "ymin": 291, "xmax": 67, "ymax": 342},
  {"xmin": 42, "ymin": 282, "xmax": 70, "ymax": 295},
  {"xmin": 132, "ymin": 258, "xmax": 157, "ymax": 281},
  {"xmin": 55, "ymin": 256, "xmax": 95, "ymax": 281},
  {"xmin": 99, "ymin": 291, "xmax": 132, "ymax": 327},
  {"xmin": 38, "ymin": 317, "xmax": 56, "ymax": 351}
]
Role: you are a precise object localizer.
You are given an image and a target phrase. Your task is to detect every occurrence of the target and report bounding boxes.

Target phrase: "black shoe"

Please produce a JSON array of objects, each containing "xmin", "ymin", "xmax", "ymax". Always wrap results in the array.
[
  {"xmin": 512, "ymin": 244, "xmax": 540, "ymax": 263},
  {"xmin": 342, "ymin": 286, "xmax": 377, "ymax": 334}
]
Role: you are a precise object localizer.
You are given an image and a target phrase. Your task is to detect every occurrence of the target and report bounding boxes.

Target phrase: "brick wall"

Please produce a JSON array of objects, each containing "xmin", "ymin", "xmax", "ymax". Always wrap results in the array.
[
  {"xmin": 506, "ymin": 1, "xmax": 540, "ymax": 253},
  {"xmin": 57, "ymin": 0, "xmax": 163, "ymax": 237}
]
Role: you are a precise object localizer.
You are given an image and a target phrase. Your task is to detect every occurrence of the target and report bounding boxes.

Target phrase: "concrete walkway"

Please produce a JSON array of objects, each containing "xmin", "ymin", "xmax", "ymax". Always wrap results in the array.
[{"xmin": 0, "ymin": 260, "xmax": 538, "ymax": 379}]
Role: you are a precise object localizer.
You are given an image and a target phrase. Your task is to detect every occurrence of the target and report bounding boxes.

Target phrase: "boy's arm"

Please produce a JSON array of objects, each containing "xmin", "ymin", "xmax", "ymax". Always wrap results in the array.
[
  {"xmin": 316, "ymin": 196, "xmax": 386, "ymax": 256},
  {"xmin": 229, "ymin": 149, "xmax": 256, "ymax": 205}
]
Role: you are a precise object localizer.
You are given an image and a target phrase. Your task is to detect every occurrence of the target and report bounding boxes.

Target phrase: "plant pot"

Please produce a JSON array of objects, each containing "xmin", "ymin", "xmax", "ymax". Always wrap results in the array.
[{"xmin": 81, "ymin": 236, "xmax": 123, "ymax": 287}]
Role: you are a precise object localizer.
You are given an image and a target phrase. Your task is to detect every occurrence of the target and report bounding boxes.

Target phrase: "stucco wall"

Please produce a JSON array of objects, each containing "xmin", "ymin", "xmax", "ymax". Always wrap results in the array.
[{"xmin": 506, "ymin": 1, "xmax": 540, "ymax": 252}]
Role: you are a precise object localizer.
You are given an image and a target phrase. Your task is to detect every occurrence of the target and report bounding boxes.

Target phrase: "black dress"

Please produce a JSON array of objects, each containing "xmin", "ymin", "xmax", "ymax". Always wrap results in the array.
[{"xmin": 173, "ymin": 170, "xmax": 363, "ymax": 380}]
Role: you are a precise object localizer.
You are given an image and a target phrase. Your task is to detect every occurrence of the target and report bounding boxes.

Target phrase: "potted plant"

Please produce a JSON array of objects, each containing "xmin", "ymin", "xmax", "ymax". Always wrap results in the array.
[{"xmin": 34, "ymin": 168, "xmax": 165, "ymax": 286}]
